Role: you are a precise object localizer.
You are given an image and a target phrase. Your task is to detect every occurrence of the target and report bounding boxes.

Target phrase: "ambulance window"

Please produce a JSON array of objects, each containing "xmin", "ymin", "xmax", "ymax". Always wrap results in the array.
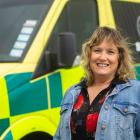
[
  {"xmin": 0, "ymin": 0, "xmax": 53, "ymax": 62},
  {"xmin": 111, "ymin": 0, "xmax": 140, "ymax": 63},
  {"xmin": 67, "ymin": 0, "xmax": 98, "ymax": 52},
  {"xmin": 32, "ymin": 0, "xmax": 98, "ymax": 78},
  {"xmin": 47, "ymin": 0, "xmax": 98, "ymax": 54}
]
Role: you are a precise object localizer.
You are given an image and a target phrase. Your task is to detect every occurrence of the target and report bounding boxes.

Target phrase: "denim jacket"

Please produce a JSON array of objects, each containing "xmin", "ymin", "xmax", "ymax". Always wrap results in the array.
[{"xmin": 53, "ymin": 79, "xmax": 140, "ymax": 140}]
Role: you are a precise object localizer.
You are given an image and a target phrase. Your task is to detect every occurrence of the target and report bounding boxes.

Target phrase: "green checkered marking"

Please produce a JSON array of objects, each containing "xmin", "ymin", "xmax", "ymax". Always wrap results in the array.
[
  {"xmin": 3, "ymin": 131, "xmax": 13, "ymax": 140},
  {"xmin": 48, "ymin": 72, "xmax": 63, "ymax": 108},
  {"xmin": 135, "ymin": 66, "xmax": 140, "ymax": 80},
  {"xmin": 5, "ymin": 73, "xmax": 48, "ymax": 116},
  {"xmin": 0, "ymin": 118, "xmax": 9, "ymax": 136}
]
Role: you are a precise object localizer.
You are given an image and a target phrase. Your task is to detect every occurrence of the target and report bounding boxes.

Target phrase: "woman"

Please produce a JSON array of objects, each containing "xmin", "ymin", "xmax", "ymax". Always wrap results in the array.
[{"xmin": 53, "ymin": 26, "xmax": 140, "ymax": 140}]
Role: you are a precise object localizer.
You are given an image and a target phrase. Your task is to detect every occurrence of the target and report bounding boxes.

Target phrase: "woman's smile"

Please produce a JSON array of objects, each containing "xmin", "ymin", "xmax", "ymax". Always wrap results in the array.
[{"xmin": 96, "ymin": 63, "xmax": 109, "ymax": 67}]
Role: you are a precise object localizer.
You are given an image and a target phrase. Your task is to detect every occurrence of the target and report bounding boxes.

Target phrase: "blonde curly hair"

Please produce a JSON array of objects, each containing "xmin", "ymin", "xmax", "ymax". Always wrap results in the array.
[{"xmin": 80, "ymin": 26, "xmax": 136, "ymax": 85}]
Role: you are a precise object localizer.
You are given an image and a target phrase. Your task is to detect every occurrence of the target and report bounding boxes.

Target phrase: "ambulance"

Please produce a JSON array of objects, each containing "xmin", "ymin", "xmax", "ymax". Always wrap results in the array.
[{"xmin": 0, "ymin": 0, "xmax": 140, "ymax": 139}]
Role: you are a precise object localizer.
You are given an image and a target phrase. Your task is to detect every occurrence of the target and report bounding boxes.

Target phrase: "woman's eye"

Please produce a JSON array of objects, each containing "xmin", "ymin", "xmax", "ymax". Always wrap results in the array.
[
  {"xmin": 108, "ymin": 51, "xmax": 115, "ymax": 54},
  {"xmin": 93, "ymin": 49, "xmax": 101, "ymax": 53}
]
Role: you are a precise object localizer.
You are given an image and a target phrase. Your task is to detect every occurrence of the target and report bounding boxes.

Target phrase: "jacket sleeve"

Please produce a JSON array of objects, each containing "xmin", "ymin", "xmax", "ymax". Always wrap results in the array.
[
  {"xmin": 53, "ymin": 122, "xmax": 61, "ymax": 140},
  {"xmin": 135, "ymin": 108, "xmax": 140, "ymax": 140},
  {"xmin": 53, "ymin": 86, "xmax": 74, "ymax": 140}
]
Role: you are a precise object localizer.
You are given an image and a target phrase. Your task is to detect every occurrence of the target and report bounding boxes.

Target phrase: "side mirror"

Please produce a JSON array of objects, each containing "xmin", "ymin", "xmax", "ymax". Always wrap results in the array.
[
  {"xmin": 43, "ymin": 32, "xmax": 78, "ymax": 74},
  {"xmin": 32, "ymin": 32, "xmax": 78, "ymax": 79},
  {"xmin": 57, "ymin": 32, "xmax": 77, "ymax": 67}
]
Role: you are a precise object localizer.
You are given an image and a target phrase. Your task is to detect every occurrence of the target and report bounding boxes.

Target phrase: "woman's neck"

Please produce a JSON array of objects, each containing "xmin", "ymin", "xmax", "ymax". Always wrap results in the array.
[{"xmin": 93, "ymin": 76, "xmax": 114, "ymax": 86}]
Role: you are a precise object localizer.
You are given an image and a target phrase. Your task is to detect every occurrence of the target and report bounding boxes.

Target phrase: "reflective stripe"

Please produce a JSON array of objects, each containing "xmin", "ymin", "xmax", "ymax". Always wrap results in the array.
[
  {"xmin": 46, "ymin": 77, "xmax": 51, "ymax": 109},
  {"xmin": 0, "ymin": 78, "xmax": 10, "ymax": 118},
  {"xmin": 3, "ymin": 131, "xmax": 13, "ymax": 140}
]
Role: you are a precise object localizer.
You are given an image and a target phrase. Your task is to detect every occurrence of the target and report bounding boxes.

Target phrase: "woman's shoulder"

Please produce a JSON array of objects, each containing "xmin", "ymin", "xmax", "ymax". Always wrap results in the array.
[
  {"xmin": 116, "ymin": 79, "xmax": 140, "ymax": 93},
  {"xmin": 61, "ymin": 81, "xmax": 85, "ymax": 105},
  {"xmin": 129, "ymin": 79, "xmax": 140, "ymax": 86},
  {"xmin": 126, "ymin": 79, "xmax": 140, "ymax": 95},
  {"xmin": 65, "ymin": 80, "xmax": 86, "ymax": 94}
]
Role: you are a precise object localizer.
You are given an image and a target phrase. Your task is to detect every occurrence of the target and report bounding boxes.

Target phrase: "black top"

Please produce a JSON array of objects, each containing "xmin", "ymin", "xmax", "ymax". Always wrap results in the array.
[{"xmin": 70, "ymin": 79, "xmax": 125, "ymax": 140}]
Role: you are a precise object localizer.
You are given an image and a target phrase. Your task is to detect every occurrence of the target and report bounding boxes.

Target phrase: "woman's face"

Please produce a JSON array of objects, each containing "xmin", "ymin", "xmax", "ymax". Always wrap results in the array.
[{"xmin": 90, "ymin": 39, "xmax": 119, "ymax": 80}]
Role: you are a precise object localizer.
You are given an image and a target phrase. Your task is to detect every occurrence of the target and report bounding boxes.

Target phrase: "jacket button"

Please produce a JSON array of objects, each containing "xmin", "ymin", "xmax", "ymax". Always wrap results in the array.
[
  {"xmin": 104, "ymin": 105, "xmax": 109, "ymax": 110},
  {"xmin": 101, "ymin": 124, "xmax": 106, "ymax": 130},
  {"xmin": 124, "ymin": 108, "xmax": 128, "ymax": 113}
]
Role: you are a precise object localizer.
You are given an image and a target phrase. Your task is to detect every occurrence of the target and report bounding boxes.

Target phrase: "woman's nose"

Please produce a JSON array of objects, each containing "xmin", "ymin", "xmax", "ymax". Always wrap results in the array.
[{"xmin": 99, "ymin": 52, "xmax": 107, "ymax": 60}]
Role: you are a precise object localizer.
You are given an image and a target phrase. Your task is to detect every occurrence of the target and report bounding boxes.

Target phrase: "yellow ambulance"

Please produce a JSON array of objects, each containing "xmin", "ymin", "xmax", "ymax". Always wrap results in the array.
[{"xmin": 0, "ymin": 0, "xmax": 140, "ymax": 139}]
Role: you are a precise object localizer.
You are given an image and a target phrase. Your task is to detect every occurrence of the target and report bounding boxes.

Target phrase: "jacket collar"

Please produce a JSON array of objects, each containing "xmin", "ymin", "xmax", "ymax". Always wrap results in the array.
[
  {"xmin": 73, "ymin": 78, "xmax": 132, "ymax": 97},
  {"xmin": 109, "ymin": 79, "xmax": 132, "ymax": 96}
]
